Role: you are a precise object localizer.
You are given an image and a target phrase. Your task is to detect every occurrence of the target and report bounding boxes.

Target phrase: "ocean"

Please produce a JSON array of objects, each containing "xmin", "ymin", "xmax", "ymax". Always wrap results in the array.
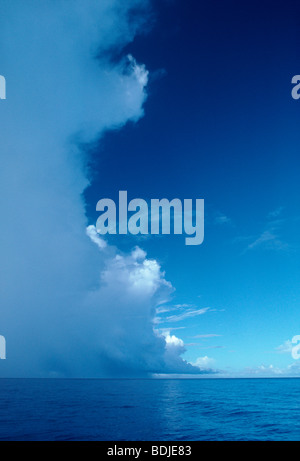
[{"xmin": 0, "ymin": 378, "xmax": 299, "ymax": 441}]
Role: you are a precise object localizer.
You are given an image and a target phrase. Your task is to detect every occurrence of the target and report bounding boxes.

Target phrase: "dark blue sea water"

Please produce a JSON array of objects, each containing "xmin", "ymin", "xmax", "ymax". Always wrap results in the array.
[{"xmin": 0, "ymin": 378, "xmax": 300, "ymax": 441}]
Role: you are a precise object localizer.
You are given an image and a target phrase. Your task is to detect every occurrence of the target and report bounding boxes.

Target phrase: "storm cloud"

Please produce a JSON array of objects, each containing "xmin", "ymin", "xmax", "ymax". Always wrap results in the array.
[{"xmin": 0, "ymin": 0, "xmax": 207, "ymax": 377}]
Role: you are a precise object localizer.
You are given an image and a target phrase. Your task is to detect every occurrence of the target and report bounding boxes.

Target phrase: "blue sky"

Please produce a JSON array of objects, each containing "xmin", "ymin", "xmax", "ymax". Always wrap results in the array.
[{"xmin": 0, "ymin": 0, "xmax": 299, "ymax": 378}]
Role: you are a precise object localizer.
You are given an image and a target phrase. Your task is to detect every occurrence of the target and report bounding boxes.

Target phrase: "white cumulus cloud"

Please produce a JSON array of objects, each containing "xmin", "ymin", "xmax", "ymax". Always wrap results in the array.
[{"xmin": 0, "ymin": 1, "xmax": 209, "ymax": 377}]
